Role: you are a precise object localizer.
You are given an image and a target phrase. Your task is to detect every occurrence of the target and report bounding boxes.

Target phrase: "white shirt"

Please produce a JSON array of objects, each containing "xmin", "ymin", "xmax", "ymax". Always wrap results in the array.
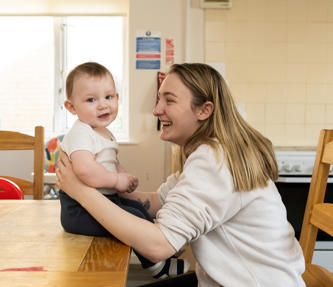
[
  {"xmin": 156, "ymin": 144, "xmax": 305, "ymax": 287},
  {"xmin": 61, "ymin": 119, "xmax": 118, "ymax": 195}
]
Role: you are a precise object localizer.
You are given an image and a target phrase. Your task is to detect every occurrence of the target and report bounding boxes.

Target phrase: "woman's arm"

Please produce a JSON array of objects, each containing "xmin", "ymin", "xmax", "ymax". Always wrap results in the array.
[
  {"xmin": 118, "ymin": 190, "xmax": 162, "ymax": 218},
  {"xmin": 56, "ymin": 151, "xmax": 175, "ymax": 262}
]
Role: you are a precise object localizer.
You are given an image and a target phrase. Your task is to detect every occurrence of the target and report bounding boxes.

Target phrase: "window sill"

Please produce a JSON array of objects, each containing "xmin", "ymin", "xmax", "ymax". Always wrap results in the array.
[
  {"xmin": 118, "ymin": 140, "xmax": 140, "ymax": 145},
  {"xmin": 45, "ymin": 132, "xmax": 138, "ymax": 145}
]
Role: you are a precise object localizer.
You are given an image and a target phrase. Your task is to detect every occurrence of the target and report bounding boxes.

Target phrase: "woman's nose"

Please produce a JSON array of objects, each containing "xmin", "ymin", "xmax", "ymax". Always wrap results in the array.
[{"xmin": 153, "ymin": 101, "xmax": 163, "ymax": 116}]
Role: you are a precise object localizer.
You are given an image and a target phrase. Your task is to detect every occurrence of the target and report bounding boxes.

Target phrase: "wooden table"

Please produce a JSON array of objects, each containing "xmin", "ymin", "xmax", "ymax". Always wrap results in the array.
[{"xmin": 0, "ymin": 200, "xmax": 131, "ymax": 287}]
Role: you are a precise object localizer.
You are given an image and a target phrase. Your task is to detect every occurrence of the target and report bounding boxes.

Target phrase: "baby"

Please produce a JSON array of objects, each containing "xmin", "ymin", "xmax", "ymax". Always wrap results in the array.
[{"xmin": 59, "ymin": 62, "xmax": 189, "ymax": 279}]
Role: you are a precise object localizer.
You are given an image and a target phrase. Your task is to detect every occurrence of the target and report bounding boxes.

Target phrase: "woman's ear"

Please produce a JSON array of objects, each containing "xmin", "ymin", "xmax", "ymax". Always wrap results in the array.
[
  {"xmin": 64, "ymin": 100, "xmax": 77, "ymax": 115},
  {"xmin": 197, "ymin": 101, "xmax": 214, "ymax": 121}
]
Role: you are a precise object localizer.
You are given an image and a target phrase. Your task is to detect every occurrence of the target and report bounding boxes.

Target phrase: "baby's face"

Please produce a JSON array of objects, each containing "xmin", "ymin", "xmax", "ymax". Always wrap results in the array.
[{"xmin": 68, "ymin": 74, "xmax": 118, "ymax": 129}]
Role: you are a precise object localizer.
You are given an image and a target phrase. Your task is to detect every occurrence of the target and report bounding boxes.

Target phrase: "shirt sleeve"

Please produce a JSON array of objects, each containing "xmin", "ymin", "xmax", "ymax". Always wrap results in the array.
[
  {"xmin": 60, "ymin": 121, "xmax": 96, "ymax": 158},
  {"xmin": 156, "ymin": 144, "xmax": 242, "ymax": 251},
  {"xmin": 157, "ymin": 172, "xmax": 179, "ymax": 205}
]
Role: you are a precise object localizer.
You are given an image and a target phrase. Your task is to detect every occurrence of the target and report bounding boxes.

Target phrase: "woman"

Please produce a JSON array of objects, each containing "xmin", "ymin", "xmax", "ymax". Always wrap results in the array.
[{"xmin": 57, "ymin": 63, "xmax": 305, "ymax": 286}]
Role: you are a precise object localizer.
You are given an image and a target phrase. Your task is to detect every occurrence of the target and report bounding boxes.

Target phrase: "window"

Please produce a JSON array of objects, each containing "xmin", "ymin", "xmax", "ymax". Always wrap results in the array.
[{"xmin": 0, "ymin": 16, "xmax": 128, "ymax": 141}]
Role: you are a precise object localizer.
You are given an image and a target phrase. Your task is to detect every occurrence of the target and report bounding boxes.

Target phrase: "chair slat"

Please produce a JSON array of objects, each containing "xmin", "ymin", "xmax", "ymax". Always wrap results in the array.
[
  {"xmin": 33, "ymin": 126, "xmax": 44, "ymax": 199},
  {"xmin": 310, "ymin": 203, "xmax": 333, "ymax": 236},
  {"xmin": 322, "ymin": 141, "xmax": 333, "ymax": 164},
  {"xmin": 0, "ymin": 131, "xmax": 35, "ymax": 150},
  {"xmin": 302, "ymin": 264, "xmax": 333, "ymax": 287}
]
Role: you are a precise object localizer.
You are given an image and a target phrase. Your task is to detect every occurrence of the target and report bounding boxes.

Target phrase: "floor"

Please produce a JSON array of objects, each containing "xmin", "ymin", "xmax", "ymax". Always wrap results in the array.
[{"xmin": 126, "ymin": 263, "xmax": 158, "ymax": 287}]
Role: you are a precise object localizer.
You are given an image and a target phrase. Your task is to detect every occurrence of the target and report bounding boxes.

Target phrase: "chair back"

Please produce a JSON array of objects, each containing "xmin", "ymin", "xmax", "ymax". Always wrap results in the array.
[
  {"xmin": 0, "ymin": 126, "xmax": 44, "ymax": 199},
  {"xmin": 299, "ymin": 129, "xmax": 333, "ymax": 287}
]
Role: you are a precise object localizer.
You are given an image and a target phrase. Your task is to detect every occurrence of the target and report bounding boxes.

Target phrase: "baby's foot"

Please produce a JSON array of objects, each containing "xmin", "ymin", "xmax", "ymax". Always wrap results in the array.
[{"xmin": 147, "ymin": 258, "xmax": 190, "ymax": 279}]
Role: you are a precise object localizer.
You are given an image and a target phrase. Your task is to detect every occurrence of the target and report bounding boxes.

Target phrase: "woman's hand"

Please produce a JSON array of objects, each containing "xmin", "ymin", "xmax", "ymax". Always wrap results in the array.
[{"xmin": 56, "ymin": 149, "xmax": 89, "ymax": 200}]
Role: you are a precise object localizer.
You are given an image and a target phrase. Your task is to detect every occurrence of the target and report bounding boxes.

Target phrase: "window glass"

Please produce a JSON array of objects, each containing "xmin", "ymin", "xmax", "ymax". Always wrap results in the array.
[
  {"xmin": 0, "ymin": 16, "xmax": 127, "ymax": 141},
  {"xmin": 0, "ymin": 17, "xmax": 54, "ymax": 133},
  {"xmin": 65, "ymin": 16, "xmax": 128, "ymax": 141}
]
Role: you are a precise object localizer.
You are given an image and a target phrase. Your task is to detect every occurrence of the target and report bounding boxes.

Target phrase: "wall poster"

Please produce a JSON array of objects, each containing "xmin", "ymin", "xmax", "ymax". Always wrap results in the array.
[
  {"xmin": 165, "ymin": 38, "xmax": 175, "ymax": 65},
  {"xmin": 136, "ymin": 31, "xmax": 161, "ymax": 70}
]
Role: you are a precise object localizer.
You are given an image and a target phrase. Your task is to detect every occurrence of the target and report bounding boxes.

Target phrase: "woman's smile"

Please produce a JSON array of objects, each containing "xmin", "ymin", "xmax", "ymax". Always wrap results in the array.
[{"xmin": 160, "ymin": 121, "xmax": 172, "ymax": 128}]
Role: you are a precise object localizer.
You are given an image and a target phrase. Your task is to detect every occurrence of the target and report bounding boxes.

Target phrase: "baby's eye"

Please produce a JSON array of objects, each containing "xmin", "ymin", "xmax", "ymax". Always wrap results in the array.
[
  {"xmin": 87, "ymin": 98, "xmax": 95, "ymax": 103},
  {"xmin": 105, "ymin": 95, "xmax": 112, "ymax": 100}
]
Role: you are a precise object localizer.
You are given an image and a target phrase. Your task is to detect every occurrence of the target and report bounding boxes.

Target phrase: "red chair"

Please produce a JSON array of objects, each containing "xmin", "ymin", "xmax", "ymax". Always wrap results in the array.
[{"xmin": 0, "ymin": 177, "xmax": 24, "ymax": 200}]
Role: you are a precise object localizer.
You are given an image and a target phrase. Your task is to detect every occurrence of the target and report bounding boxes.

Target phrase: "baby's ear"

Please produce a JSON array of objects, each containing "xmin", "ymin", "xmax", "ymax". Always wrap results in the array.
[{"xmin": 64, "ymin": 100, "xmax": 76, "ymax": 115}]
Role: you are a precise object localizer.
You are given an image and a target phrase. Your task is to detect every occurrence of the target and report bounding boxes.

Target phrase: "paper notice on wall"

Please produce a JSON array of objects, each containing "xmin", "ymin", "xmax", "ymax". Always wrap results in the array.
[
  {"xmin": 165, "ymin": 38, "xmax": 175, "ymax": 65},
  {"xmin": 136, "ymin": 31, "xmax": 161, "ymax": 70}
]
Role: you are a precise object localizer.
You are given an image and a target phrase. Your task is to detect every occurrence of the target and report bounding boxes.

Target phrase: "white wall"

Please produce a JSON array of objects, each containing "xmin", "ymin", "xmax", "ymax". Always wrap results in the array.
[
  {"xmin": 119, "ymin": 0, "xmax": 186, "ymax": 192},
  {"xmin": 0, "ymin": 150, "xmax": 33, "ymax": 180}
]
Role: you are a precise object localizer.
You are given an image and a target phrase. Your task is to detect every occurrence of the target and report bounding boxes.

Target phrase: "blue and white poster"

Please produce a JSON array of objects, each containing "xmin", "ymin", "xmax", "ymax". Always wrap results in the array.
[{"xmin": 136, "ymin": 31, "xmax": 161, "ymax": 70}]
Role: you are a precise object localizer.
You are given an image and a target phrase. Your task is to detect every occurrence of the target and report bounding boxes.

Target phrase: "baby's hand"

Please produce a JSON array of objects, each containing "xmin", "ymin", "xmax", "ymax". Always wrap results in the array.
[
  {"xmin": 115, "ymin": 173, "xmax": 138, "ymax": 193},
  {"xmin": 128, "ymin": 176, "xmax": 138, "ymax": 193}
]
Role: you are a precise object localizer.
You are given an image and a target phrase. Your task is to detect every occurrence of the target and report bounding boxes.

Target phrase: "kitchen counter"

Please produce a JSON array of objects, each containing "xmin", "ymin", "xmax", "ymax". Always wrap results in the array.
[{"xmin": 274, "ymin": 146, "xmax": 316, "ymax": 151}]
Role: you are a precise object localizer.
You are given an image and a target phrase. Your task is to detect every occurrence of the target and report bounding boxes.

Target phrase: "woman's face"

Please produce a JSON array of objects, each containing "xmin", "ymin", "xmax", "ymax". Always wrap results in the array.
[{"xmin": 153, "ymin": 73, "xmax": 201, "ymax": 146}]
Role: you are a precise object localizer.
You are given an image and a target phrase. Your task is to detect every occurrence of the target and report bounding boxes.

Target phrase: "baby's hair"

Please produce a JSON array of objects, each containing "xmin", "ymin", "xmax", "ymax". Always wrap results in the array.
[{"xmin": 66, "ymin": 62, "xmax": 114, "ymax": 100}]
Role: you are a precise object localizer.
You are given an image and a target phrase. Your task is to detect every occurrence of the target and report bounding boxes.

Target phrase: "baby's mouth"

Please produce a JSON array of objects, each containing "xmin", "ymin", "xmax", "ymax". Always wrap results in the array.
[{"xmin": 98, "ymin": 113, "xmax": 110, "ymax": 119}]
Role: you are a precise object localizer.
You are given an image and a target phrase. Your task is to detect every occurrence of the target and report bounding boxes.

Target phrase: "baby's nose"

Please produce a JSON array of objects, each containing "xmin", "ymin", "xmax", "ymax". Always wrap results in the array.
[{"xmin": 98, "ymin": 100, "xmax": 108, "ymax": 108}]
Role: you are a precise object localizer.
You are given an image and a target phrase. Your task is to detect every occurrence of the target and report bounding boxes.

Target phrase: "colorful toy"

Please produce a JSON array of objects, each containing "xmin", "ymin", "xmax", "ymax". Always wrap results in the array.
[
  {"xmin": 44, "ymin": 134, "xmax": 64, "ymax": 199},
  {"xmin": 44, "ymin": 134, "xmax": 64, "ymax": 173}
]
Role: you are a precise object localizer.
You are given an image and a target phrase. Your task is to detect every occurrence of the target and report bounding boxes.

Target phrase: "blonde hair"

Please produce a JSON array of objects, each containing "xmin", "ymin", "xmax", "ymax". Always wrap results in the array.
[
  {"xmin": 169, "ymin": 63, "xmax": 278, "ymax": 191},
  {"xmin": 66, "ymin": 62, "xmax": 114, "ymax": 100}
]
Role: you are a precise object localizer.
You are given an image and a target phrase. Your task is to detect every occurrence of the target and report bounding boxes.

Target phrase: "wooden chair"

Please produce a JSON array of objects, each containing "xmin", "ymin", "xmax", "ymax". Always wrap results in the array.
[
  {"xmin": 0, "ymin": 126, "xmax": 44, "ymax": 199},
  {"xmin": 299, "ymin": 129, "xmax": 333, "ymax": 287}
]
